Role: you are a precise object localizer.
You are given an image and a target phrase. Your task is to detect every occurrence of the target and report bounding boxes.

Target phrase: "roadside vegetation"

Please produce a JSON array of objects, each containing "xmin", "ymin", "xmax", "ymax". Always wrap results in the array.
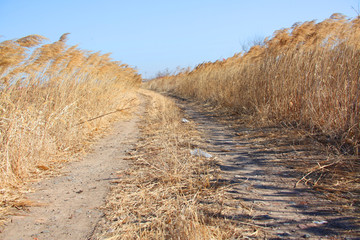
[
  {"xmin": 144, "ymin": 14, "xmax": 360, "ymax": 213},
  {"xmin": 0, "ymin": 34, "xmax": 141, "ymax": 221},
  {"xmin": 145, "ymin": 14, "xmax": 360, "ymax": 155}
]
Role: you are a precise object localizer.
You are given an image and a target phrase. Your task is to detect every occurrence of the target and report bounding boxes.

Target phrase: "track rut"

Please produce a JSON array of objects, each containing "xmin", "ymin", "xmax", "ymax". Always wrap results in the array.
[{"xmin": 176, "ymin": 97, "xmax": 359, "ymax": 239}]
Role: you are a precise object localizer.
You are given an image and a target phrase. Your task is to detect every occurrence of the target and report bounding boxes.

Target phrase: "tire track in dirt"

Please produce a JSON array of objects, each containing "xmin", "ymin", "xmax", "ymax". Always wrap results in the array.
[
  {"xmin": 0, "ymin": 98, "xmax": 143, "ymax": 240},
  {"xmin": 175, "ymin": 97, "xmax": 359, "ymax": 239}
]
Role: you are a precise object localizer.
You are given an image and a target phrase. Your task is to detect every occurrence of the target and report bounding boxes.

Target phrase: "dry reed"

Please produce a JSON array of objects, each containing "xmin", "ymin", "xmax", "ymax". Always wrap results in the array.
[
  {"xmin": 0, "ymin": 34, "xmax": 141, "ymax": 220},
  {"xmin": 145, "ymin": 14, "xmax": 360, "ymax": 155}
]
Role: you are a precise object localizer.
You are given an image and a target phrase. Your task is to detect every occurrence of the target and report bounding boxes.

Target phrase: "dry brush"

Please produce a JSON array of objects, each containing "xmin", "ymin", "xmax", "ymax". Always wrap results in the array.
[
  {"xmin": 0, "ymin": 34, "xmax": 141, "ymax": 218},
  {"xmin": 145, "ymin": 14, "xmax": 360, "ymax": 155}
]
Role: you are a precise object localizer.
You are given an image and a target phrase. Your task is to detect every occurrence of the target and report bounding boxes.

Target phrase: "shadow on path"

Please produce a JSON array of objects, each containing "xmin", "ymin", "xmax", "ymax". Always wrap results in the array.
[{"xmin": 174, "ymin": 97, "xmax": 360, "ymax": 239}]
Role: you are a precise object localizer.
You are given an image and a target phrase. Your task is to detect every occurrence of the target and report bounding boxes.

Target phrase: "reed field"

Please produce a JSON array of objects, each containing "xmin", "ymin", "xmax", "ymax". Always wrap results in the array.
[
  {"xmin": 1, "ymin": 13, "xmax": 359, "ymax": 238},
  {"xmin": 145, "ymin": 14, "xmax": 360, "ymax": 155},
  {"xmin": 0, "ymin": 34, "xmax": 141, "ymax": 212}
]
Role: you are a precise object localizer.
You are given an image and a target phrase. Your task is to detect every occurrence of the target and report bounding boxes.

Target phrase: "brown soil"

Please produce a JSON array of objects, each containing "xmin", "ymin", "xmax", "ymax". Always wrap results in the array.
[{"xmin": 0, "ymin": 100, "xmax": 142, "ymax": 240}]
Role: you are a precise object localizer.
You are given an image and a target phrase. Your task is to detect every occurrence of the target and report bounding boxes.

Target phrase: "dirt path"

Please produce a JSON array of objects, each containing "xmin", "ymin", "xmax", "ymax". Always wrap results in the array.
[
  {"xmin": 175, "ymin": 97, "xmax": 359, "ymax": 239},
  {"xmin": 0, "ymin": 101, "xmax": 142, "ymax": 240},
  {"xmin": 0, "ymin": 91, "xmax": 358, "ymax": 239}
]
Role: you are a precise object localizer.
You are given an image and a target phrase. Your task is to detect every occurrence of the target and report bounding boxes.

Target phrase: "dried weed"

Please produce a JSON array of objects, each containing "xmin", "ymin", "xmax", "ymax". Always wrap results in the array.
[
  {"xmin": 0, "ymin": 34, "xmax": 141, "ymax": 223},
  {"xmin": 95, "ymin": 90, "xmax": 262, "ymax": 239}
]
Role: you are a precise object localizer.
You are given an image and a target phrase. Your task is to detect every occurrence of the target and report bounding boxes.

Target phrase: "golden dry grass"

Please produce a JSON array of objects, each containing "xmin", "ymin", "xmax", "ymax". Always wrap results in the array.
[
  {"xmin": 0, "ymin": 34, "xmax": 141, "ymax": 222},
  {"xmin": 145, "ymin": 14, "xmax": 360, "ymax": 155},
  {"xmin": 94, "ymin": 90, "xmax": 263, "ymax": 239}
]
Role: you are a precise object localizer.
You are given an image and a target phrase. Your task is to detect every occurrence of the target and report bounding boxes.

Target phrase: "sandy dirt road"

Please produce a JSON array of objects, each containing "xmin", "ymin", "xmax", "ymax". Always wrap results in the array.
[{"xmin": 0, "ymin": 102, "xmax": 142, "ymax": 240}]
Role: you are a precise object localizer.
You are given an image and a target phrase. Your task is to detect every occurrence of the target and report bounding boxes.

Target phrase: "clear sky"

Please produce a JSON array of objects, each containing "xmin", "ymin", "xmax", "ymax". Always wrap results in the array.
[{"xmin": 0, "ymin": 0, "xmax": 358, "ymax": 78}]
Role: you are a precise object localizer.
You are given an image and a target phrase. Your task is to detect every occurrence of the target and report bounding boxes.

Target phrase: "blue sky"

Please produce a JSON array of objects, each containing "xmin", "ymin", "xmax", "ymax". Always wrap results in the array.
[{"xmin": 0, "ymin": 0, "xmax": 358, "ymax": 78}]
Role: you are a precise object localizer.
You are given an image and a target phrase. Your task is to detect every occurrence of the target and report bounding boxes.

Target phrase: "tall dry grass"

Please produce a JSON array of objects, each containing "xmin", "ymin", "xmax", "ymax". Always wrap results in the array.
[
  {"xmin": 0, "ymin": 34, "xmax": 141, "ymax": 199},
  {"xmin": 145, "ymin": 14, "xmax": 360, "ymax": 154}
]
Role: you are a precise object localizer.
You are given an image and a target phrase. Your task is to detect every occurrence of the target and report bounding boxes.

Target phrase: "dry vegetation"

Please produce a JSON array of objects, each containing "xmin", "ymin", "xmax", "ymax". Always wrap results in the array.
[
  {"xmin": 0, "ymin": 34, "xmax": 141, "ymax": 220},
  {"xmin": 144, "ymin": 14, "xmax": 360, "ymax": 216},
  {"xmin": 2, "ymin": 13, "xmax": 359, "ymax": 238},
  {"xmin": 94, "ymin": 90, "xmax": 265, "ymax": 239},
  {"xmin": 145, "ymin": 14, "xmax": 360, "ymax": 155}
]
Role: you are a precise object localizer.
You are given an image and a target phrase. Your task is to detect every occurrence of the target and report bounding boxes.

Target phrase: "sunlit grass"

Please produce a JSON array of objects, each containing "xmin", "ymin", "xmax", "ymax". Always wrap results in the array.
[
  {"xmin": 0, "ymin": 33, "xmax": 141, "ymax": 199},
  {"xmin": 145, "ymin": 13, "xmax": 360, "ymax": 155}
]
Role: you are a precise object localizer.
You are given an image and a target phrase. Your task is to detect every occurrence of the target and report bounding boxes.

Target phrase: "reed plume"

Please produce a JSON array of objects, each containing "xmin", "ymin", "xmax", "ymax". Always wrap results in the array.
[
  {"xmin": 0, "ymin": 34, "xmax": 141, "ymax": 196},
  {"xmin": 145, "ymin": 14, "xmax": 360, "ymax": 154}
]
